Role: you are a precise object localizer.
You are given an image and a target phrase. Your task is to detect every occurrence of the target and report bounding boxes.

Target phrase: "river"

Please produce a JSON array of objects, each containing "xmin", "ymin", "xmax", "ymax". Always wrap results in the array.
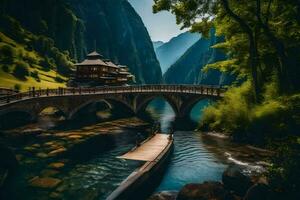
[{"xmin": 1, "ymin": 98, "xmax": 271, "ymax": 200}]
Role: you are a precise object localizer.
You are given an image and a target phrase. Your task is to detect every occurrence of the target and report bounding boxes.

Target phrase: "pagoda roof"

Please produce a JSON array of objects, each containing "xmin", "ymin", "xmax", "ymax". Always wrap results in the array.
[
  {"xmin": 87, "ymin": 51, "xmax": 103, "ymax": 58},
  {"xmin": 105, "ymin": 61, "xmax": 119, "ymax": 68},
  {"xmin": 75, "ymin": 51, "xmax": 108, "ymax": 66},
  {"xmin": 75, "ymin": 58, "xmax": 107, "ymax": 66},
  {"xmin": 118, "ymin": 65, "xmax": 128, "ymax": 68}
]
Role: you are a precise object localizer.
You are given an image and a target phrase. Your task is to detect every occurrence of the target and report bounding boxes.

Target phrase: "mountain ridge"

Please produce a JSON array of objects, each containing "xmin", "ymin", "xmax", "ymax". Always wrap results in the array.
[{"xmin": 154, "ymin": 32, "xmax": 201, "ymax": 73}]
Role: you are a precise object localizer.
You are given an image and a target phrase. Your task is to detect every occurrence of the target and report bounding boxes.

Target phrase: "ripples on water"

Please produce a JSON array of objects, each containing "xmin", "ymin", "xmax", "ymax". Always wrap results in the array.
[
  {"xmin": 157, "ymin": 131, "xmax": 227, "ymax": 191},
  {"xmin": 57, "ymin": 132, "xmax": 144, "ymax": 200}
]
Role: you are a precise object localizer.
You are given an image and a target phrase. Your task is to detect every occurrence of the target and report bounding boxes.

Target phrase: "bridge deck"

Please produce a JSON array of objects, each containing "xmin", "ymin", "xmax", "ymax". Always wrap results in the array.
[{"xmin": 118, "ymin": 134, "xmax": 170, "ymax": 161}]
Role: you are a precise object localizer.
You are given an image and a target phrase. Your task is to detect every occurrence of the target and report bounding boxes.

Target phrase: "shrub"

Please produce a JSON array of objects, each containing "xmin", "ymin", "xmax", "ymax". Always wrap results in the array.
[
  {"xmin": 0, "ymin": 44, "xmax": 16, "ymax": 64},
  {"xmin": 267, "ymin": 137, "xmax": 300, "ymax": 200},
  {"xmin": 14, "ymin": 84, "xmax": 21, "ymax": 91},
  {"xmin": 13, "ymin": 61, "xmax": 29, "ymax": 79},
  {"xmin": 30, "ymin": 70, "xmax": 40, "ymax": 82},
  {"xmin": 40, "ymin": 57, "xmax": 55, "ymax": 71},
  {"xmin": 200, "ymin": 81, "xmax": 253, "ymax": 137},
  {"xmin": 2, "ymin": 65, "xmax": 9, "ymax": 72},
  {"xmin": 200, "ymin": 80, "xmax": 300, "ymax": 144},
  {"xmin": 55, "ymin": 76, "xmax": 65, "ymax": 83},
  {"xmin": 24, "ymin": 53, "xmax": 38, "ymax": 65}
]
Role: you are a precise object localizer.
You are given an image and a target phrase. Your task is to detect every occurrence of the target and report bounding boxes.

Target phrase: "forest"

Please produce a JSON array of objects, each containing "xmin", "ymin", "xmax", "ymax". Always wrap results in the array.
[{"xmin": 153, "ymin": 0, "xmax": 300, "ymax": 199}]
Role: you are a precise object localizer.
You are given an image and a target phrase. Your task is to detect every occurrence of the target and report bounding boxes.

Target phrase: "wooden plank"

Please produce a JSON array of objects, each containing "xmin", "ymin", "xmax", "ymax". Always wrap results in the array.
[{"xmin": 118, "ymin": 134, "xmax": 170, "ymax": 161}]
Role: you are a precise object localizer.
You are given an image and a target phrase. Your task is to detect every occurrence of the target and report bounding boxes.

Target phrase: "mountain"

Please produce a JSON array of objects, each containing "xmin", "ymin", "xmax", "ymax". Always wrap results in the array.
[
  {"xmin": 164, "ymin": 31, "xmax": 233, "ymax": 85},
  {"xmin": 153, "ymin": 41, "xmax": 164, "ymax": 50},
  {"xmin": 155, "ymin": 32, "xmax": 201, "ymax": 73},
  {"xmin": 0, "ymin": 0, "xmax": 162, "ymax": 89}
]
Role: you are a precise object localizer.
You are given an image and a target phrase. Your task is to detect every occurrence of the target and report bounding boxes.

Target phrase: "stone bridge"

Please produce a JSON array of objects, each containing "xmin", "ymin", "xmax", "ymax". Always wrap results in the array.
[{"xmin": 0, "ymin": 85, "xmax": 225, "ymax": 122}]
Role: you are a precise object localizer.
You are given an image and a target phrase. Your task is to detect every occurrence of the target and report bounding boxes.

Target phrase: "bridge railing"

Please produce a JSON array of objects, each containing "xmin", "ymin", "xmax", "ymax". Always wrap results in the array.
[{"xmin": 0, "ymin": 85, "xmax": 226, "ymax": 105}]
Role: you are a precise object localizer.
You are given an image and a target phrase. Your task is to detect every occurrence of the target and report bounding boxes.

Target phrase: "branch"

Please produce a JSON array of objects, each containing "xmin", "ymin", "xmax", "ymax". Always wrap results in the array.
[{"xmin": 220, "ymin": 0, "xmax": 253, "ymax": 37}]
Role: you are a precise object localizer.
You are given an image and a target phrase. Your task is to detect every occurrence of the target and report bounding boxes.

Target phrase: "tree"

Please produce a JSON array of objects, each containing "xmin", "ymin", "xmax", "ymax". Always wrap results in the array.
[
  {"xmin": 13, "ymin": 61, "xmax": 29, "ymax": 79},
  {"xmin": 0, "ymin": 44, "xmax": 15, "ymax": 64},
  {"xmin": 153, "ymin": 0, "xmax": 300, "ymax": 98}
]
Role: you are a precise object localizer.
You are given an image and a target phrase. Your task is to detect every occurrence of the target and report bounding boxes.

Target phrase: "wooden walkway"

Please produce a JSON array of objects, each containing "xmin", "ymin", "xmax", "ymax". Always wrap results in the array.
[{"xmin": 118, "ymin": 134, "xmax": 171, "ymax": 162}]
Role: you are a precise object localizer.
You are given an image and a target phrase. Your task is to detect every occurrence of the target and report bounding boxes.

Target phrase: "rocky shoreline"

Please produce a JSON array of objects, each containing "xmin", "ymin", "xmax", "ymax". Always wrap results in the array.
[{"xmin": 149, "ymin": 165, "xmax": 271, "ymax": 200}]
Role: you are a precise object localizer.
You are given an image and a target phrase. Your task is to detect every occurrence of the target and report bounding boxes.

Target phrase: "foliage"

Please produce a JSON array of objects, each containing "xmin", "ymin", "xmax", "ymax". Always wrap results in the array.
[
  {"xmin": 13, "ymin": 61, "xmax": 29, "ymax": 80},
  {"xmin": 267, "ymin": 137, "xmax": 300, "ymax": 200},
  {"xmin": 0, "ymin": 44, "xmax": 16, "ymax": 64},
  {"xmin": 14, "ymin": 84, "xmax": 21, "ymax": 91},
  {"xmin": 153, "ymin": 0, "xmax": 300, "ymax": 99},
  {"xmin": 2, "ymin": 65, "xmax": 9, "ymax": 73},
  {"xmin": 30, "ymin": 70, "xmax": 40, "ymax": 82},
  {"xmin": 201, "ymin": 82, "xmax": 300, "ymax": 143},
  {"xmin": 200, "ymin": 81, "xmax": 253, "ymax": 137},
  {"xmin": 54, "ymin": 75, "xmax": 65, "ymax": 83}
]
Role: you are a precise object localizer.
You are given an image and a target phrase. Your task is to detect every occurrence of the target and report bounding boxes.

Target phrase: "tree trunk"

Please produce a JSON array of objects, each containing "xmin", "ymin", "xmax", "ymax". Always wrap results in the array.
[
  {"xmin": 256, "ymin": 0, "xmax": 292, "ymax": 93},
  {"xmin": 221, "ymin": 0, "xmax": 260, "ymax": 102}
]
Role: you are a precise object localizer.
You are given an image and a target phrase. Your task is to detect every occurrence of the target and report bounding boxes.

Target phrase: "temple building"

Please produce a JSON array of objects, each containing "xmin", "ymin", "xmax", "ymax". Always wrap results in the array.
[{"xmin": 73, "ymin": 51, "xmax": 134, "ymax": 86}]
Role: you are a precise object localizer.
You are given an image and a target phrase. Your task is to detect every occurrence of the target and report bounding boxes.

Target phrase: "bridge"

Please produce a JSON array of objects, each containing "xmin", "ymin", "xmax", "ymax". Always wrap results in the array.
[{"xmin": 0, "ymin": 85, "xmax": 225, "ymax": 122}]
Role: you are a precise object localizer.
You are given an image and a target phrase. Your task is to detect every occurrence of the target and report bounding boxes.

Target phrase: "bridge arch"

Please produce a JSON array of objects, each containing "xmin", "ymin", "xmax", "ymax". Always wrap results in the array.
[
  {"xmin": 0, "ymin": 109, "xmax": 36, "ymax": 129},
  {"xmin": 36, "ymin": 105, "xmax": 68, "ymax": 118},
  {"xmin": 179, "ymin": 96, "xmax": 214, "ymax": 118},
  {"xmin": 135, "ymin": 95, "xmax": 180, "ymax": 116},
  {"xmin": 68, "ymin": 99, "xmax": 112, "ymax": 120},
  {"xmin": 67, "ymin": 97, "xmax": 134, "ymax": 120}
]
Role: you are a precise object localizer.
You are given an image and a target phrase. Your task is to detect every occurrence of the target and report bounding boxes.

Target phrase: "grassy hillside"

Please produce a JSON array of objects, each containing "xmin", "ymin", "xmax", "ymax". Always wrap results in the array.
[{"xmin": 0, "ymin": 16, "xmax": 72, "ymax": 91}]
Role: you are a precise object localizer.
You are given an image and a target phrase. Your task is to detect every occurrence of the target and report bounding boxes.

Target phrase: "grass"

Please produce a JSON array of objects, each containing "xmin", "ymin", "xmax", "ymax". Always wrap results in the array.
[
  {"xmin": 0, "ymin": 68, "xmax": 66, "ymax": 91},
  {"xmin": 0, "ymin": 31, "xmax": 68, "ymax": 91}
]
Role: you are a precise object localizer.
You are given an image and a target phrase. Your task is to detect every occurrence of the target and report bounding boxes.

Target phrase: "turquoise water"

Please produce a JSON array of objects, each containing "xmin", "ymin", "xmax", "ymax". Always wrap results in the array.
[{"xmin": 146, "ymin": 99, "xmax": 227, "ymax": 191}]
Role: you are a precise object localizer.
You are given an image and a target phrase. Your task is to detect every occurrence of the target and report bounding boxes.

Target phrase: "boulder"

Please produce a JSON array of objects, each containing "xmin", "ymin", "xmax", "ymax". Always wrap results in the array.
[
  {"xmin": 48, "ymin": 147, "xmax": 67, "ymax": 157},
  {"xmin": 244, "ymin": 183, "xmax": 270, "ymax": 200},
  {"xmin": 29, "ymin": 177, "xmax": 61, "ymax": 189},
  {"xmin": 148, "ymin": 191, "xmax": 178, "ymax": 200},
  {"xmin": 48, "ymin": 162, "xmax": 65, "ymax": 169},
  {"xmin": 222, "ymin": 165, "xmax": 252, "ymax": 196},
  {"xmin": 177, "ymin": 181, "xmax": 234, "ymax": 200}
]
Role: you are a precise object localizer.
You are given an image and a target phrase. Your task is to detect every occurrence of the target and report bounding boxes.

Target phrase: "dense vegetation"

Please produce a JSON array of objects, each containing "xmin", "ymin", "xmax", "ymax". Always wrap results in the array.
[
  {"xmin": 0, "ymin": 16, "xmax": 70, "ymax": 90},
  {"xmin": 153, "ymin": 0, "xmax": 300, "ymax": 199}
]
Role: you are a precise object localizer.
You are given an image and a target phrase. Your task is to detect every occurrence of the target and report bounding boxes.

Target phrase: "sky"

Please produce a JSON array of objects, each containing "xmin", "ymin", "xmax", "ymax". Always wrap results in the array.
[{"xmin": 128, "ymin": 0, "xmax": 185, "ymax": 42}]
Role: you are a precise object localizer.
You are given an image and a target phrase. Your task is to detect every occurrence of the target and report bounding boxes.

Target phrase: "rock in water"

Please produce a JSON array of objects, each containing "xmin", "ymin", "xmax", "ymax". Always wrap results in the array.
[
  {"xmin": 148, "ymin": 191, "xmax": 178, "ymax": 200},
  {"xmin": 177, "ymin": 181, "xmax": 234, "ymax": 200},
  {"xmin": 244, "ymin": 183, "xmax": 270, "ymax": 200},
  {"xmin": 29, "ymin": 177, "xmax": 61, "ymax": 189},
  {"xmin": 222, "ymin": 165, "xmax": 252, "ymax": 196}
]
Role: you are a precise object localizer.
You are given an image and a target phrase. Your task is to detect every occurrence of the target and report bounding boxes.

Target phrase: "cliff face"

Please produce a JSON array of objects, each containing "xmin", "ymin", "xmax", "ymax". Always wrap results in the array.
[
  {"xmin": 0, "ymin": 0, "xmax": 162, "ymax": 84},
  {"xmin": 164, "ymin": 32, "xmax": 232, "ymax": 86}
]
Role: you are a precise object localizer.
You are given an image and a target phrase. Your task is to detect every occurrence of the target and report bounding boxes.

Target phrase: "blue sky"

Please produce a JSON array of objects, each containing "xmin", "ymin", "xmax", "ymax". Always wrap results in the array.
[{"xmin": 128, "ymin": 0, "xmax": 185, "ymax": 42}]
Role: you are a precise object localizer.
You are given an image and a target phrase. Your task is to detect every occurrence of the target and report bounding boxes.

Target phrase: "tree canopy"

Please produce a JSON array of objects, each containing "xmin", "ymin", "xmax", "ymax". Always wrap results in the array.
[{"xmin": 153, "ymin": 0, "xmax": 300, "ymax": 101}]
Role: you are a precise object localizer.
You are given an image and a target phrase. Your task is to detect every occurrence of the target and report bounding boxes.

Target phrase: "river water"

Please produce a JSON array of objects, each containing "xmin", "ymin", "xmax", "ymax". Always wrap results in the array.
[{"xmin": 3, "ymin": 99, "xmax": 271, "ymax": 200}]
